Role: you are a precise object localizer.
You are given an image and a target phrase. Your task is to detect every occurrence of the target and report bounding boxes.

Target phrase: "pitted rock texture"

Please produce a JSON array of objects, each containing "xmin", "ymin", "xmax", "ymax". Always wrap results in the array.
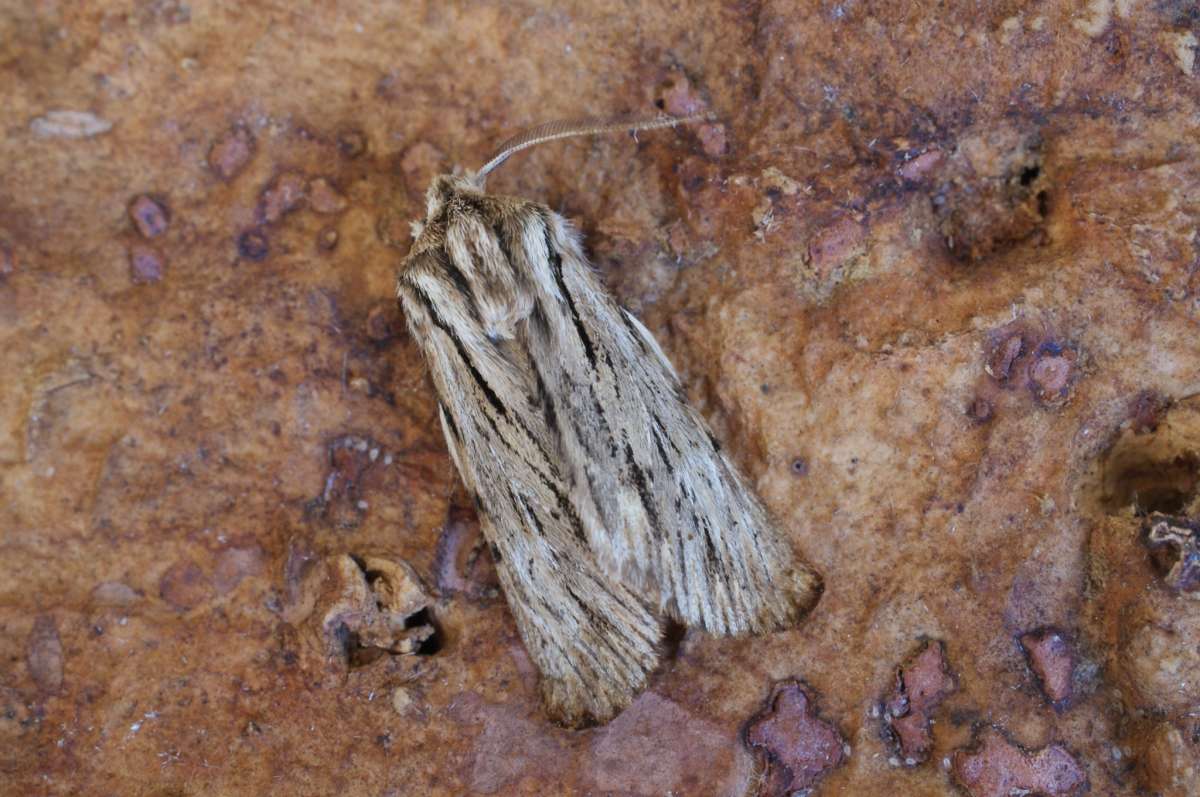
[{"xmin": 2, "ymin": 1, "xmax": 1199, "ymax": 794}]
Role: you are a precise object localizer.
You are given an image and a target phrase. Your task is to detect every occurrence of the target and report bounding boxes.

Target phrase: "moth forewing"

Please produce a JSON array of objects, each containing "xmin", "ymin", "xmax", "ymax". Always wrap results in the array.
[{"xmin": 395, "ymin": 117, "xmax": 821, "ymax": 727}]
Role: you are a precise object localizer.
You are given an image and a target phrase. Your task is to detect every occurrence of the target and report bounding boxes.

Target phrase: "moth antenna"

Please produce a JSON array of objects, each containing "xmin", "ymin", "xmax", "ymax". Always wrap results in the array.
[{"xmin": 474, "ymin": 111, "xmax": 713, "ymax": 182}]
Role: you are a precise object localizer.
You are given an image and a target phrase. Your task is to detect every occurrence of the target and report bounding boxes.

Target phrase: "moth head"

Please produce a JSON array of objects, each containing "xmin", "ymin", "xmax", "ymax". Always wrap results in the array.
[{"xmin": 410, "ymin": 112, "xmax": 712, "ymax": 246}]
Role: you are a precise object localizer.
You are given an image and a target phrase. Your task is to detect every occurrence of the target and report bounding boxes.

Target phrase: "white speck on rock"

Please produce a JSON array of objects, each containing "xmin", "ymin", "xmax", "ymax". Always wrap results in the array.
[{"xmin": 31, "ymin": 110, "xmax": 113, "ymax": 139}]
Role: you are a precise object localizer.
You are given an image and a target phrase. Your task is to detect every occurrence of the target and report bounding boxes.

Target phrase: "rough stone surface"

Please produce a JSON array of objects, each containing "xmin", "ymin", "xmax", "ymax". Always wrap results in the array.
[{"xmin": 2, "ymin": 1, "xmax": 1199, "ymax": 794}]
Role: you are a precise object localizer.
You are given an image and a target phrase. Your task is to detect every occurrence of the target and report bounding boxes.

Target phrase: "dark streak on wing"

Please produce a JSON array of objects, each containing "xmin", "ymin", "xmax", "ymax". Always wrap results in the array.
[
  {"xmin": 412, "ymin": 284, "xmax": 508, "ymax": 419},
  {"xmin": 618, "ymin": 309, "xmax": 650, "ymax": 355},
  {"xmin": 649, "ymin": 422, "xmax": 673, "ymax": 467},
  {"xmin": 439, "ymin": 402, "xmax": 461, "ymax": 442},
  {"xmin": 542, "ymin": 221, "xmax": 598, "ymax": 369},
  {"xmin": 410, "ymin": 281, "xmax": 569, "ymax": 502},
  {"xmin": 432, "ymin": 248, "xmax": 478, "ymax": 313}
]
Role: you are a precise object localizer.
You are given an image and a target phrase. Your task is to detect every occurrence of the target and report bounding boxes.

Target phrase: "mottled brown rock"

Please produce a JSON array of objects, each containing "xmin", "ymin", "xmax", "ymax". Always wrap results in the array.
[
  {"xmin": 308, "ymin": 434, "xmax": 386, "ymax": 529},
  {"xmin": 127, "ymin": 194, "xmax": 170, "ymax": 239},
  {"xmin": 336, "ymin": 128, "xmax": 367, "ymax": 159},
  {"xmin": 967, "ymin": 396, "xmax": 994, "ymax": 423},
  {"xmin": 1130, "ymin": 390, "xmax": 1169, "ymax": 434},
  {"xmin": 364, "ymin": 300, "xmax": 399, "ymax": 342},
  {"xmin": 213, "ymin": 544, "xmax": 266, "ymax": 594},
  {"xmin": 89, "ymin": 581, "xmax": 141, "ymax": 608},
  {"xmin": 745, "ymin": 680, "xmax": 847, "ymax": 794},
  {"xmin": 26, "ymin": 615, "xmax": 63, "ymax": 694},
  {"xmin": 881, "ymin": 640, "xmax": 957, "ymax": 765},
  {"xmin": 0, "ymin": 239, "xmax": 13, "ymax": 277},
  {"xmin": 1135, "ymin": 720, "xmax": 1200, "ymax": 797},
  {"xmin": 807, "ymin": 216, "xmax": 866, "ymax": 287},
  {"xmin": 1020, "ymin": 627, "xmax": 1076, "ymax": 710},
  {"xmin": 933, "ymin": 123, "xmax": 1048, "ymax": 261},
  {"xmin": 207, "ymin": 124, "xmax": 256, "ymax": 180},
  {"xmin": 307, "ymin": 177, "xmax": 347, "ymax": 215},
  {"xmin": 317, "ymin": 225, "xmax": 339, "ymax": 251},
  {"xmin": 1118, "ymin": 585, "xmax": 1200, "ymax": 715},
  {"xmin": 952, "ymin": 728, "xmax": 1088, "ymax": 797},
  {"xmin": 400, "ymin": 142, "xmax": 446, "ymax": 195}
]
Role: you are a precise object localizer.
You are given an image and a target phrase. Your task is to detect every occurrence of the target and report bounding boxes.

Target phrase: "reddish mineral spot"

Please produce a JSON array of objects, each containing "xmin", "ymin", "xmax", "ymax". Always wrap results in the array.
[
  {"xmin": 807, "ymin": 216, "xmax": 865, "ymax": 280},
  {"xmin": 26, "ymin": 614, "xmax": 64, "ymax": 694},
  {"xmin": 898, "ymin": 148, "xmax": 944, "ymax": 182},
  {"xmin": 1029, "ymin": 346, "xmax": 1076, "ymax": 406},
  {"xmin": 127, "ymin": 194, "xmax": 170, "ymax": 238},
  {"xmin": 1020, "ymin": 628, "xmax": 1076, "ymax": 710},
  {"xmin": 128, "ymin": 245, "xmax": 164, "ymax": 283},
  {"xmin": 208, "ymin": 124, "xmax": 256, "ymax": 181},
  {"xmin": 698, "ymin": 123, "xmax": 727, "ymax": 157},
  {"xmin": 744, "ymin": 680, "xmax": 847, "ymax": 795},
  {"xmin": 256, "ymin": 171, "xmax": 307, "ymax": 224},
  {"xmin": 881, "ymin": 640, "xmax": 957, "ymax": 765},
  {"xmin": 658, "ymin": 70, "xmax": 707, "ymax": 117},
  {"xmin": 159, "ymin": 559, "xmax": 211, "ymax": 611},
  {"xmin": 952, "ymin": 728, "xmax": 1087, "ymax": 797}
]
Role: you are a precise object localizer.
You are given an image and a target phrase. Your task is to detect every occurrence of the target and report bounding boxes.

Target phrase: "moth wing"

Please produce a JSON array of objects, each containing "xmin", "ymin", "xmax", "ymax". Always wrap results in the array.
[
  {"xmin": 400, "ymin": 255, "xmax": 664, "ymax": 728},
  {"xmin": 516, "ymin": 211, "xmax": 822, "ymax": 636}
]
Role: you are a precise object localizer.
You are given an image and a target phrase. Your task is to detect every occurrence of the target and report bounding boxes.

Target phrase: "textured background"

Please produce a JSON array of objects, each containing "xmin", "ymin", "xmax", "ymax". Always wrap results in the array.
[{"xmin": 2, "ymin": 1, "xmax": 1199, "ymax": 795}]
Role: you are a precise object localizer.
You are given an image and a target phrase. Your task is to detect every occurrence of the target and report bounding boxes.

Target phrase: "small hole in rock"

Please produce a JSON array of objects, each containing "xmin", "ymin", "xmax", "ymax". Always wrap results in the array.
[
  {"xmin": 340, "ymin": 626, "xmax": 386, "ymax": 669},
  {"xmin": 1104, "ymin": 454, "xmax": 1199, "ymax": 515},
  {"xmin": 1018, "ymin": 165, "xmax": 1041, "ymax": 187},
  {"xmin": 407, "ymin": 608, "xmax": 441, "ymax": 655}
]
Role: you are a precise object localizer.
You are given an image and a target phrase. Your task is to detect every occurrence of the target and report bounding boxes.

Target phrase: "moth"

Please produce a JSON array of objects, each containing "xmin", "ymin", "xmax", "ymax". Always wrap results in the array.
[{"xmin": 396, "ymin": 115, "xmax": 822, "ymax": 727}]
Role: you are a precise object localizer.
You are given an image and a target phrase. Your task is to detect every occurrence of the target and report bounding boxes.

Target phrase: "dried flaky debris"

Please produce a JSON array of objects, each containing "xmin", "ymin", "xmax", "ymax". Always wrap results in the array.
[
  {"xmin": 285, "ymin": 554, "xmax": 435, "ymax": 682},
  {"xmin": 1143, "ymin": 513, "xmax": 1200, "ymax": 593}
]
